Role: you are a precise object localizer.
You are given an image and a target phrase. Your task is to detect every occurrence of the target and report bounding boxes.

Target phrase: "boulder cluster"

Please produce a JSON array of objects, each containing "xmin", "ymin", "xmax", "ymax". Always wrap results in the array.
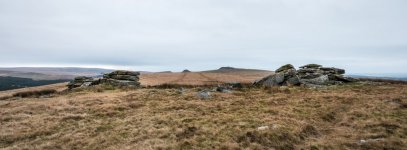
[
  {"xmin": 67, "ymin": 76, "xmax": 98, "ymax": 89},
  {"xmin": 254, "ymin": 64, "xmax": 354, "ymax": 87},
  {"xmin": 67, "ymin": 70, "xmax": 140, "ymax": 89},
  {"xmin": 100, "ymin": 71, "xmax": 141, "ymax": 87}
]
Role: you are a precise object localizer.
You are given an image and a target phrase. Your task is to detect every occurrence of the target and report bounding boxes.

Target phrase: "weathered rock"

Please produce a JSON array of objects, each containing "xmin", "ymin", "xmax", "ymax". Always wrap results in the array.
[
  {"xmin": 286, "ymin": 76, "xmax": 301, "ymax": 86},
  {"xmin": 226, "ymin": 82, "xmax": 243, "ymax": 89},
  {"xmin": 176, "ymin": 88, "xmax": 187, "ymax": 95},
  {"xmin": 300, "ymin": 75, "xmax": 329, "ymax": 85},
  {"xmin": 109, "ymin": 75, "xmax": 139, "ymax": 81},
  {"xmin": 197, "ymin": 91, "xmax": 211, "ymax": 99},
  {"xmin": 101, "ymin": 79, "xmax": 140, "ymax": 87},
  {"xmin": 255, "ymin": 66, "xmax": 300, "ymax": 87},
  {"xmin": 216, "ymin": 86, "xmax": 232, "ymax": 93},
  {"xmin": 67, "ymin": 76, "xmax": 96, "ymax": 89},
  {"xmin": 253, "ymin": 64, "xmax": 354, "ymax": 87},
  {"xmin": 73, "ymin": 76, "xmax": 93, "ymax": 81},
  {"xmin": 320, "ymin": 67, "xmax": 345, "ymax": 75},
  {"xmin": 109, "ymin": 70, "xmax": 140, "ymax": 76},
  {"xmin": 101, "ymin": 70, "xmax": 141, "ymax": 88},
  {"xmin": 329, "ymin": 75, "xmax": 354, "ymax": 83},
  {"xmin": 275, "ymin": 64, "xmax": 295, "ymax": 73},
  {"xmin": 300, "ymin": 64, "xmax": 322, "ymax": 69}
]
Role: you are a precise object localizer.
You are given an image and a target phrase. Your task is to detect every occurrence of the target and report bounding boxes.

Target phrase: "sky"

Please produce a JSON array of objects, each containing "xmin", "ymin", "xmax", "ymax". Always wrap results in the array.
[{"xmin": 0, "ymin": 0, "xmax": 406, "ymax": 76}]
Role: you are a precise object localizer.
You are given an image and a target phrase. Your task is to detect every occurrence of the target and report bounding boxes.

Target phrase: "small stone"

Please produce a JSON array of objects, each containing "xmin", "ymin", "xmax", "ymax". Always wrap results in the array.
[
  {"xmin": 176, "ymin": 88, "xmax": 186, "ymax": 95},
  {"xmin": 257, "ymin": 126, "xmax": 269, "ymax": 131},
  {"xmin": 197, "ymin": 91, "xmax": 211, "ymax": 99},
  {"xmin": 216, "ymin": 87, "xmax": 232, "ymax": 93}
]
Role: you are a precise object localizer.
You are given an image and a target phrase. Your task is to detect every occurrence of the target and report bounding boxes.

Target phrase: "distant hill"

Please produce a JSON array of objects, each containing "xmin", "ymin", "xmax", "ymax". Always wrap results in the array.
[
  {"xmin": 349, "ymin": 75, "xmax": 407, "ymax": 81},
  {"xmin": 0, "ymin": 76, "xmax": 69, "ymax": 91},
  {"xmin": 0, "ymin": 67, "xmax": 114, "ymax": 80},
  {"xmin": 202, "ymin": 67, "xmax": 272, "ymax": 73}
]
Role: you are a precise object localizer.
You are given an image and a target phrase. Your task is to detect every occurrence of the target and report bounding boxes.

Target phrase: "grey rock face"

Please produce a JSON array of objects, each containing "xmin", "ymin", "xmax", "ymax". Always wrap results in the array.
[
  {"xmin": 101, "ymin": 70, "xmax": 141, "ymax": 87},
  {"xmin": 102, "ymin": 79, "xmax": 140, "ymax": 87},
  {"xmin": 320, "ymin": 67, "xmax": 345, "ymax": 75},
  {"xmin": 300, "ymin": 75, "xmax": 329, "ymax": 85},
  {"xmin": 254, "ymin": 64, "xmax": 355, "ymax": 87},
  {"xmin": 67, "ymin": 76, "xmax": 96, "ymax": 89},
  {"xmin": 254, "ymin": 67, "xmax": 300, "ymax": 87},
  {"xmin": 275, "ymin": 64, "xmax": 295, "ymax": 73},
  {"xmin": 286, "ymin": 76, "xmax": 300, "ymax": 86}
]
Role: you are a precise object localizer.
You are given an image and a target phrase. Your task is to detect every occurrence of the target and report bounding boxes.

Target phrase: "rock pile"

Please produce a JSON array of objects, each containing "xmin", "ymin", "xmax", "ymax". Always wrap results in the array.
[
  {"xmin": 254, "ymin": 64, "xmax": 354, "ymax": 87},
  {"xmin": 253, "ymin": 64, "xmax": 300, "ymax": 87},
  {"xmin": 67, "ymin": 70, "xmax": 141, "ymax": 89},
  {"xmin": 67, "ymin": 76, "xmax": 97, "ymax": 89},
  {"xmin": 101, "ymin": 70, "xmax": 141, "ymax": 87}
]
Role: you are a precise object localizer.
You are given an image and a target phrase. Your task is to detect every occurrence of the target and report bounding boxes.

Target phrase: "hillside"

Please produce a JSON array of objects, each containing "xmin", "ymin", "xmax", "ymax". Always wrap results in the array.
[
  {"xmin": 0, "ymin": 76, "xmax": 69, "ymax": 91},
  {"xmin": 0, "ymin": 67, "xmax": 114, "ymax": 80},
  {"xmin": 140, "ymin": 68, "xmax": 272, "ymax": 86},
  {"xmin": 0, "ymin": 81, "xmax": 406, "ymax": 149}
]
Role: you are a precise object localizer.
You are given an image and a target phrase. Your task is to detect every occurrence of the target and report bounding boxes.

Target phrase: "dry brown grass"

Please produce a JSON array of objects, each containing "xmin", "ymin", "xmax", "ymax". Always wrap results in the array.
[
  {"xmin": 0, "ymin": 81, "xmax": 406, "ymax": 149},
  {"xmin": 11, "ymin": 89, "xmax": 57, "ymax": 98}
]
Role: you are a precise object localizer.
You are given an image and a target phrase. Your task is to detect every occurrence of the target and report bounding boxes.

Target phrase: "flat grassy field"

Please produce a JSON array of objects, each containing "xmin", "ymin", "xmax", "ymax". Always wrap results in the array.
[
  {"xmin": 0, "ymin": 81, "xmax": 406, "ymax": 149},
  {"xmin": 140, "ymin": 71, "xmax": 272, "ymax": 86}
]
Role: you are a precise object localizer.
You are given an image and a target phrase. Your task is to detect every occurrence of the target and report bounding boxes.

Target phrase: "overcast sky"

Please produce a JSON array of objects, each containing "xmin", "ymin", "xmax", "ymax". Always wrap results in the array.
[{"xmin": 0, "ymin": 0, "xmax": 406, "ymax": 75}]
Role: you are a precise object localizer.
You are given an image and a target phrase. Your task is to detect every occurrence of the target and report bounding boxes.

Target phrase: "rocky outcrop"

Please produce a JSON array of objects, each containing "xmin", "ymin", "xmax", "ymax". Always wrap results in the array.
[
  {"xmin": 67, "ymin": 76, "xmax": 97, "ymax": 89},
  {"xmin": 68, "ymin": 70, "xmax": 141, "ymax": 89},
  {"xmin": 254, "ymin": 64, "xmax": 355, "ymax": 87},
  {"xmin": 101, "ymin": 70, "xmax": 140, "ymax": 87},
  {"xmin": 253, "ymin": 64, "xmax": 300, "ymax": 87},
  {"xmin": 182, "ymin": 69, "xmax": 191, "ymax": 73}
]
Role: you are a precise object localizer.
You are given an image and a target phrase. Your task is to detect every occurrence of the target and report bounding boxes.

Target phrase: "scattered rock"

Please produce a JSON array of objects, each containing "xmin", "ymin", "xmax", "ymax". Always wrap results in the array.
[
  {"xmin": 216, "ymin": 86, "xmax": 232, "ymax": 93},
  {"xmin": 197, "ymin": 91, "xmax": 211, "ymax": 99},
  {"xmin": 176, "ymin": 88, "xmax": 187, "ymax": 95},
  {"xmin": 358, "ymin": 138, "xmax": 385, "ymax": 145},
  {"xmin": 227, "ymin": 82, "xmax": 243, "ymax": 89}
]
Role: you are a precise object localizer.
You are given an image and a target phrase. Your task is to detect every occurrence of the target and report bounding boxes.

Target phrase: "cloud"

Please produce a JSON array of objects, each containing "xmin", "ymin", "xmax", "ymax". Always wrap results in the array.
[{"xmin": 0, "ymin": 0, "xmax": 406, "ymax": 74}]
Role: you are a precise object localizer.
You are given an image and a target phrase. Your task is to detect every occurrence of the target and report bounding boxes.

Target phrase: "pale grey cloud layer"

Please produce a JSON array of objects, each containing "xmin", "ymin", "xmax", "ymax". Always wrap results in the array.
[{"xmin": 0, "ymin": 0, "xmax": 406, "ymax": 75}]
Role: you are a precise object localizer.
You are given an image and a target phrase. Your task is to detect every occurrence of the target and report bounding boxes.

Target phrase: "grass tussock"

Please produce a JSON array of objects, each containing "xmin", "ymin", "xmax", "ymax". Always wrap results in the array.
[{"xmin": 0, "ymin": 82, "xmax": 406, "ymax": 149}]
